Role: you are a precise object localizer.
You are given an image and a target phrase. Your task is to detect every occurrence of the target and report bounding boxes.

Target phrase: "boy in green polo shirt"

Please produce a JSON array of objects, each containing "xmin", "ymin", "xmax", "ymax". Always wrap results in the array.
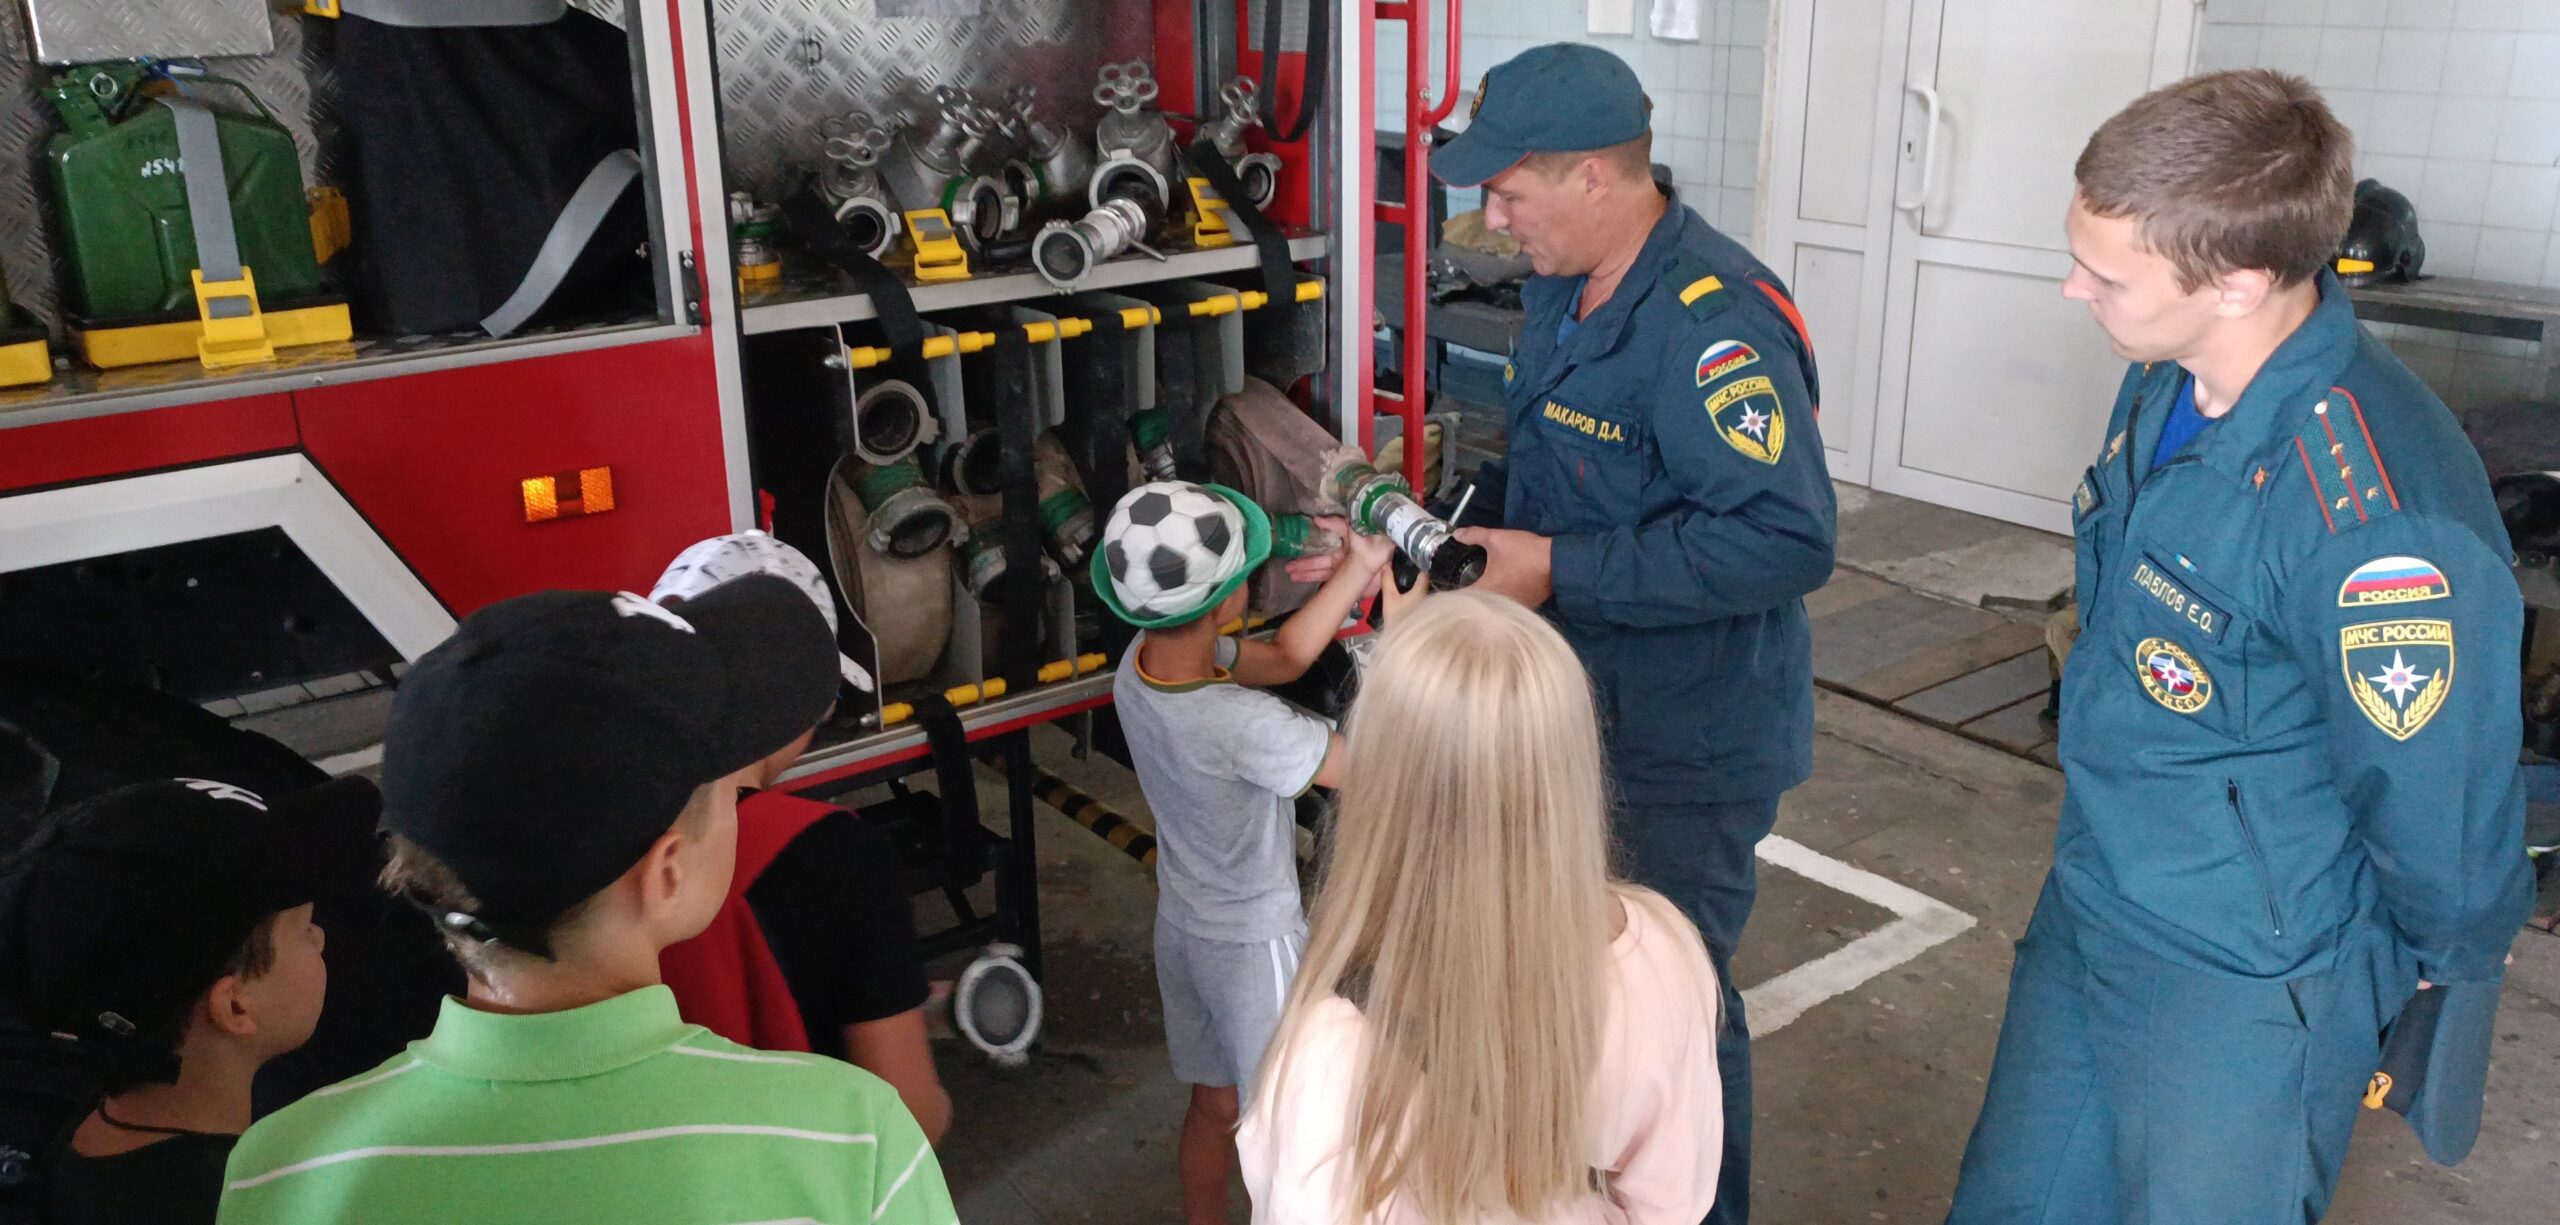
[{"xmin": 217, "ymin": 580, "xmax": 957, "ymax": 1225}]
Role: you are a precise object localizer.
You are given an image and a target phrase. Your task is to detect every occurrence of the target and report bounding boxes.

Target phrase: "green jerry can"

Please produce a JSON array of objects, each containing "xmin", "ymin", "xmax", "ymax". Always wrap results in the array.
[{"xmin": 44, "ymin": 63, "xmax": 346, "ymax": 368}]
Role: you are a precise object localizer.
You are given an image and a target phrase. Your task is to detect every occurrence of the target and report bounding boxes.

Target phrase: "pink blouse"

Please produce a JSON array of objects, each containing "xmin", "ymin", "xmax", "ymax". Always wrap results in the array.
[{"xmin": 1239, "ymin": 889, "xmax": 1724, "ymax": 1224}]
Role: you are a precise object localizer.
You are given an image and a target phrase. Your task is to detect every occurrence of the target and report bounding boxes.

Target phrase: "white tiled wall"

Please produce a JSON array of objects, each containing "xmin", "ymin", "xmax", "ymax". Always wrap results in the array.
[
  {"xmin": 2200, "ymin": 0, "xmax": 2560, "ymax": 407},
  {"xmin": 1377, "ymin": 0, "xmax": 1770, "ymax": 246}
]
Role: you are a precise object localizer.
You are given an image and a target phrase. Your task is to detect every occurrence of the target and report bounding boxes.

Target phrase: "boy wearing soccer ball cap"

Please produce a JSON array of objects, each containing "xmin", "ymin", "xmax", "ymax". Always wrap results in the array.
[{"xmin": 1091, "ymin": 480, "xmax": 1413, "ymax": 1225}]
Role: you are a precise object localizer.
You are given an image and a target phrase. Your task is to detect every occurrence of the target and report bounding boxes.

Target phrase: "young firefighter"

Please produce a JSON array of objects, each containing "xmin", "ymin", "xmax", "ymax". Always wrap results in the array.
[
  {"xmin": 1948, "ymin": 70, "xmax": 2529, "ymax": 1223},
  {"xmin": 0, "ymin": 776, "xmax": 372, "ymax": 1225},
  {"xmin": 216, "ymin": 578, "xmax": 958, "ymax": 1225},
  {"xmin": 1090, "ymin": 481, "xmax": 1408, "ymax": 1225}
]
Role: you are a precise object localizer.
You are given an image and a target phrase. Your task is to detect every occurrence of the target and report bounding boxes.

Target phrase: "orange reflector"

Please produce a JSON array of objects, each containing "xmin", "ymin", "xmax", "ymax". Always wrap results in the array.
[{"xmin": 522, "ymin": 467, "xmax": 616, "ymax": 523}]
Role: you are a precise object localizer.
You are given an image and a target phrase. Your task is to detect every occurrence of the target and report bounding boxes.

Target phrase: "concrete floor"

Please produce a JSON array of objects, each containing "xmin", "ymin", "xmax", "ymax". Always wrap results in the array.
[{"xmin": 917, "ymin": 486, "xmax": 2560, "ymax": 1224}]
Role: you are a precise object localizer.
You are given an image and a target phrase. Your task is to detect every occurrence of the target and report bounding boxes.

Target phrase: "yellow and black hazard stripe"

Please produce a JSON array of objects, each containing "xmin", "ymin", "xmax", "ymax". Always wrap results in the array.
[{"xmin": 1032, "ymin": 768, "xmax": 1157, "ymax": 870}]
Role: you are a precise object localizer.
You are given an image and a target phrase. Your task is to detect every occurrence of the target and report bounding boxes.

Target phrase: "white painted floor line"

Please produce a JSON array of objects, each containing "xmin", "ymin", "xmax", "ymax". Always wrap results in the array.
[
  {"xmin": 315, "ymin": 743, "xmax": 384, "ymax": 777},
  {"xmin": 1744, "ymin": 834, "xmax": 1978, "ymax": 1037}
]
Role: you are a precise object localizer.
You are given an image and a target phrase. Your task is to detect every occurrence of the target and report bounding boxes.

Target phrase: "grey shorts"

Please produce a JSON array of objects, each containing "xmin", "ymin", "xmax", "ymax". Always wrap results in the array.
[{"xmin": 1155, "ymin": 914, "xmax": 1304, "ymax": 1098}]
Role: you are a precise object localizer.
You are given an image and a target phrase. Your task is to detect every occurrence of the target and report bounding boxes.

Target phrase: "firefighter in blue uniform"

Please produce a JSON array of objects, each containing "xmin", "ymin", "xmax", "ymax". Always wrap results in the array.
[
  {"xmin": 1948, "ymin": 72, "xmax": 2529, "ymax": 1223},
  {"xmin": 1434, "ymin": 44, "xmax": 1837, "ymax": 1225}
]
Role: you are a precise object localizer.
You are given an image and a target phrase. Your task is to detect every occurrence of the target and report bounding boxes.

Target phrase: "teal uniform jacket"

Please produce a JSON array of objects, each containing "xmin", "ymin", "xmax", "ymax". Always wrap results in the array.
[
  {"xmin": 2056, "ymin": 271, "xmax": 2531, "ymax": 992},
  {"xmin": 1503, "ymin": 195, "xmax": 1837, "ymax": 804}
]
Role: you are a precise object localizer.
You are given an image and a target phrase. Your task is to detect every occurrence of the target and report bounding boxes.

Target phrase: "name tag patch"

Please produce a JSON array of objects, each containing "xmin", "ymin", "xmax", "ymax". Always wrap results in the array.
[
  {"xmin": 1540, "ymin": 399, "xmax": 1631, "ymax": 447},
  {"xmin": 1704, "ymin": 375, "xmax": 1786, "ymax": 464},
  {"xmin": 2337, "ymin": 554, "xmax": 2450, "ymax": 607},
  {"xmin": 2128, "ymin": 556, "xmax": 2229, "ymax": 643},
  {"xmin": 2341, "ymin": 618, "xmax": 2454, "ymax": 741}
]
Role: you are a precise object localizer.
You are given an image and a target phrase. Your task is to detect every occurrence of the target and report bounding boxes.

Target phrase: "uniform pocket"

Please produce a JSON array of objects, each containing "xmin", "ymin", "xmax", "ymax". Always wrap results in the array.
[
  {"xmin": 2226, "ymin": 780, "xmax": 2286, "ymax": 938},
  {"xmin": 1528, "ymin": 396, "xmax": 1650, "ymax": 529},
  {"xmin": 2124, "ymin": 552, "xmax": 2256, "ymax": 742}
]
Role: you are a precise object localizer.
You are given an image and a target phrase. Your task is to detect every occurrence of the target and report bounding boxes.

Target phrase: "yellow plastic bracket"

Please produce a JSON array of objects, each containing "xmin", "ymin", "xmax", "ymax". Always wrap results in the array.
[
  {"xmin": 845, "ymin": 345, "xmax": 891, "ymax": 369},
  {"xmin": 903, "ymin": 208, "xmax": 970, "ymax": 282},
  {"xmin": 1294, "ymin": 278, "xmax": 1326, "ymax": 303},
  {"xmin": 1186, "ymin": 177, "xmax": 1238, "ymax": 248},
  {"xmin": 0, "ymin": 337, "xmax": 52, "ymax": 388},
  {"xmin": 191, "ymin": 266, "xmax": 274, "ymax": 369},
  {"xmin": 1185, "ymin": 294, "xmax": 1242, "ymax": 318},
  {"xmin": 303, "ymin": 0, "xmax": 343, "ymax": 16},
  {"xmin": 1115, "ymin": 305, "xmax": 1159, "ymax": 330},
  {"xmin": 307, "ymin": 187, "xmax": 350, "ymax": 264},
  {"xmin": 1022, "ymin": 319, "xmax": 1085, "ymax": 344}
]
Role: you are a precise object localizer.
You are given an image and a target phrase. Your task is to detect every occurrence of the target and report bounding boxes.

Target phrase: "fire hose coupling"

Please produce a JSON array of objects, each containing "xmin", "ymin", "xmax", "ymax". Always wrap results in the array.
[
  {"xmin": 1200, "ymin": 77, "xmax": 1283, "ymax": 210},
  {"xmin": 957, "ymin": 494, "xmax": 1063, "ymax": 602},
  {"xmin": 850, "ymin": 459, "xmax": 965, "ymax": 560},
  {"xmin": 818, "ymin": 112, "xmax": 901, "ymax": 260},
  {"xmin": 1128, "ymin": 407, "xmax": 1178, "ymax": 482},
  {"xmin": 852, "ymin": 378, "xmax": 937, "ymax": 467},
  {"xmin": 1034, "ymin": 434, "xmax": 1097, "ymax": 568},
  {"xmin": 1031, "ymin": 195, "xmax": 1154, "ymax": 289},
  {"xmin": 948, "ymin": 431, "xmax": 1096, "ymax": 567},
  {"xmin": 1269, "ymin": 512, "xmax": 1342, "ymax": 560},
  {"xmin": 1320, "ymin": 448, "xmax": 1486, "ymax": 589}
]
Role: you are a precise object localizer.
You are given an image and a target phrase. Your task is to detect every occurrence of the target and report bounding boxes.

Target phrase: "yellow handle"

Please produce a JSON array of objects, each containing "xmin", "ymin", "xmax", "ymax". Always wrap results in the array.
[
  {"xmin": 1023, "ymin": 318, "xmax": 1093, "ymax": 343},
  {"xmin": 2363, "ymin": 1072, "xmax": 2391, "ymax": 1110},
  {"xmin": 873, "ymin": 652, "xmax": 1111, "ymax": 727}
]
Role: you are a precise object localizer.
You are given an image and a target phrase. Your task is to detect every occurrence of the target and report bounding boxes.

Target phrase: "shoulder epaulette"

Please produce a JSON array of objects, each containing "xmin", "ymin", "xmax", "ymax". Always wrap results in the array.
[
  {"xmin": 2288, "ymin": 386, "xmax": 2403, "ymax": 534},
  {"xmin": 1663, "ymin": 252, "xmax": 1734, "ymax": 324}
]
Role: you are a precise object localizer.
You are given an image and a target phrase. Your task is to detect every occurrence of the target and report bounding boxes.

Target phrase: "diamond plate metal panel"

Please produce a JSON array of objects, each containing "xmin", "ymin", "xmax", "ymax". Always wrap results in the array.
[
  {"xmin": 711, "ymin": 0, "xmax": 1155, "ymax": 202},
  {"xmin": 0, "ymin": 8, "xmax": 333, "ymax": 335},
  {"xmin": 23, "ymin": 0, "xmax": 274, "ymax": 63}
]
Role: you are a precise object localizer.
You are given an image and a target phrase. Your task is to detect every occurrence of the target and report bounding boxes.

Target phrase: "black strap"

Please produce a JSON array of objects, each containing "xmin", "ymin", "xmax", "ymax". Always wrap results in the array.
[
  {"xmin": 1259, "ymin": 0, "xmax": 1328, "ymax": 145},
  {"xmin": 991, "ymin": 325, "xmax": 1044, "ymax": 688},
  {"xmin": 906, "ymin": 693, "xmax": 982, "ymax": 877},
  {"xmin": 1155, "ymin": 307, "xmax": 1212, "ymax": 481},
  {"xmin": 782, "ymin": 178, "xmax": 925, "ymax": 352},
  {"xmin": 1062, "ymin": 308, "xmax": 1139, "ymax": 666},
  {"xmin": 1183, "ymin": 138, "xmax": 1294, "ymax": 305}
]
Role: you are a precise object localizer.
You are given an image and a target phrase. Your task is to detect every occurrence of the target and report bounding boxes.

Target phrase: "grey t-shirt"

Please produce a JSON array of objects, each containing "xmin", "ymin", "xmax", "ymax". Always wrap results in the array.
[{"xmin": 1115, "ymin": 634, "xmax": 1332, "ymax": 943}]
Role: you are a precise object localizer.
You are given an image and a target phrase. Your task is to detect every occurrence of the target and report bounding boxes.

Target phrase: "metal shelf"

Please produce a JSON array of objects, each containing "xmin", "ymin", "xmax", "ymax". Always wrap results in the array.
[
  {"xmin": 776, "ymin": 671, "xmax": 1114, "ymax": 787},
  {"xmin": 737, "ymin": 232, "xmax": 1333, "ymax": 336},
  {"xmin": 0, "ymin": 319, "xmax": 687, "ymax": 432}
]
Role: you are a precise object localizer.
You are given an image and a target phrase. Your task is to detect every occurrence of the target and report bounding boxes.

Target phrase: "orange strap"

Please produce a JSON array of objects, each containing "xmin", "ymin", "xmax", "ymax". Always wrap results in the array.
[{"xmin": 1754, "ymin": 280, "xmax": 1819, "ymax": 418}]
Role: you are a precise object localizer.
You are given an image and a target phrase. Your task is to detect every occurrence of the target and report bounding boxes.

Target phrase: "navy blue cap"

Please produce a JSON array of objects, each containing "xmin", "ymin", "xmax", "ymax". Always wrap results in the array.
[{"xmin": 1435, "ymin": 43, "xmax": 1652, "ymax": 188}]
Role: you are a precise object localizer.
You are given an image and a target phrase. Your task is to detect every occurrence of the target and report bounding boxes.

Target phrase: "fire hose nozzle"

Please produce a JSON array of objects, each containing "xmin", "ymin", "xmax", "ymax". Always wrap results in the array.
[{"xmin": 1319, "ymin": 449, "xmax": 1484, "ymax": 589}]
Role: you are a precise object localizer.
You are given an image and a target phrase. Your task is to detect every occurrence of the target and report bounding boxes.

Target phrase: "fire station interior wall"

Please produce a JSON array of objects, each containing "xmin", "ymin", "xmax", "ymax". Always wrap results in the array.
[
  {"xmin": 2199, "ymin": 0, "xmax": 2560, "ymax": 410},
  {"xmin": 1377, "ymin": 0, "xmax": 1770, "ymax": 244}
]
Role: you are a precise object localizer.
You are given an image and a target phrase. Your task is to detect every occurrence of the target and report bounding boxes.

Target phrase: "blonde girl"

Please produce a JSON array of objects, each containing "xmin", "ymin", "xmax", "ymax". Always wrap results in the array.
[{"xmin": 1239, "ymin": 591, "xmax": 1725, "ymax": 1223}]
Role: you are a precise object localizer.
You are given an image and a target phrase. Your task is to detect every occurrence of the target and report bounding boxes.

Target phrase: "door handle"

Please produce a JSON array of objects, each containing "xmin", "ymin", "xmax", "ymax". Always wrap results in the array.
[{"xmin": 1895, "ymin": 82, "xmax": 1943, "ymax": 220}]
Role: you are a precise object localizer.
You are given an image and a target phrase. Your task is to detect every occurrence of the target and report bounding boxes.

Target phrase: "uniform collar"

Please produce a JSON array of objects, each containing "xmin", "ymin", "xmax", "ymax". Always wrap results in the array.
[
  {"xmin": 416, "ymin": 984, "xmax": 694, "ymax": 1082},
  {"xmin": 1523, "ymin": 188, "xmax": 1689, "ymax": 363},
  {"xmin": 2179, "ymin": 271, "xmax": 2360, "ymax": 486}
]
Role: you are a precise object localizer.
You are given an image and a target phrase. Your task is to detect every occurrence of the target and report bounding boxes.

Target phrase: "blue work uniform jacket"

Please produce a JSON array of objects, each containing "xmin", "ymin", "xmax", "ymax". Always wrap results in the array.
[
  {"xmin": 2057, "ymin": 271, "xmax": 2531, "ymax": 989},
  {"xmin": 1503, "ymin": 195, "xmax": 1837, "ymax": 804}
]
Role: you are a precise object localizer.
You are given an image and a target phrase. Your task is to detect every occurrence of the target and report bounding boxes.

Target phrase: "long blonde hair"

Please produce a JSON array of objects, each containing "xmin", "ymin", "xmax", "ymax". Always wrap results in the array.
[{"xmin": 1254, "ymin": 591, "xmax": 1617, "ymax": 1221}]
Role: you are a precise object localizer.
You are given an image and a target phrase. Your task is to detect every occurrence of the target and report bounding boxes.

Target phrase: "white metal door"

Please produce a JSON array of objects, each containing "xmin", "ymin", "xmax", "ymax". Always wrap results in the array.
[
  {"xmin": 1870, "ymin": 0, "xmax": 2194, "ymax": 530},
  {"xmin": 1765, "ymin": 0, "xmax": 2195, "ymax": 527},
  {"xmin": 1764, "ymin": 0, "xmax": 1913, "ymax": 486}
]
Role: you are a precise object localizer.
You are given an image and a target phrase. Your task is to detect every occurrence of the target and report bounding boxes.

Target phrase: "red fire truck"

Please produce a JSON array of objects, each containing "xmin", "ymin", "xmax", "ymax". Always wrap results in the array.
[{"xmin": 0, "ymin": 0, "xmax": 1458, "ymax": 966}]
